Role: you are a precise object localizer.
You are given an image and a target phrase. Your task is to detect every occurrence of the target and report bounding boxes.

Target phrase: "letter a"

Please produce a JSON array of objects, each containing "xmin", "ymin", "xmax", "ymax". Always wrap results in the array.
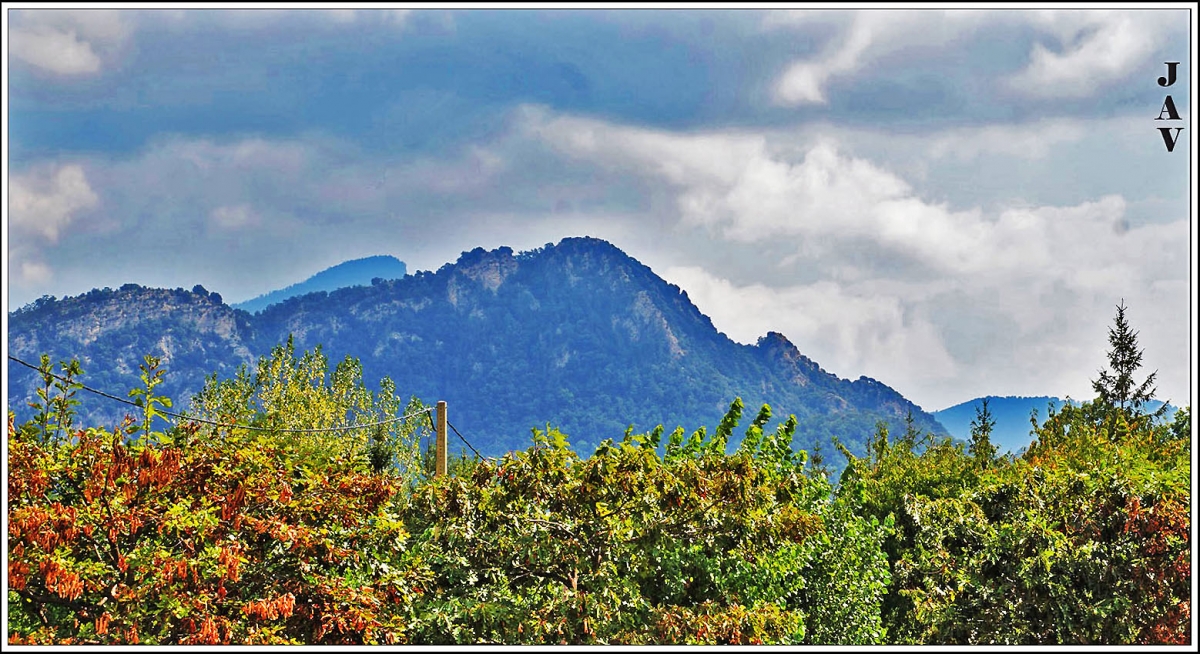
[
  {"xmin": 1157, "ymin": 96, "xmax": 1181, "ymax": 121},
  {"xmin": 1158, "ymin": 127, "xmax": 1183, "ymax": 152}
]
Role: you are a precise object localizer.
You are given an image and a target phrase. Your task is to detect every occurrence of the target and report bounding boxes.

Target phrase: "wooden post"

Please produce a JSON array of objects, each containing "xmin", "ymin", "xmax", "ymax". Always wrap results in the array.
[{"xmin": 435, "ymin": 400, "xmax": 448, "ymax": 477}]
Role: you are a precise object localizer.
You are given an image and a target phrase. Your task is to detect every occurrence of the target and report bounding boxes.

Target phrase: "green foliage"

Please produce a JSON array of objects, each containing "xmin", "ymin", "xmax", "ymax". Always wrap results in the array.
[
  {"xmin": 1091, "ymin": 300, "xmax": 1161, "ymax": 421},
  {"xmin": 187, "ymin": 336, "xmax": 430, "ymax": 481},
  {"xmin": 399, "ymin": 400, "xmax": 889, "ymax": 645},
  {"xmin": 7, "ymin": 366, "xmax": 895, "ymax": 645},
  {"xmin": 968, "ymin": 397, "xmax": 998, "ymax": 466},
  {"xmin": 24, "ymin": 355, "xmax": 85, "ymax": 447},
  {"xmin": 7, "ymin": 331, "xmax": 1190, "ymax": 645},
  {"xmin": 127, "ymin": 355, "xmax": 173, "ymax": 443},
  {"xmin": 841, "ymin": 399, "xmax": 1190, "ymax": 644}
]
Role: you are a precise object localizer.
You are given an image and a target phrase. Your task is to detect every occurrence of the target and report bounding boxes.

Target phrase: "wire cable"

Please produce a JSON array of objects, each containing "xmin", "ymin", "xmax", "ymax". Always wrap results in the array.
[
  {"xmin": 8, "ymin": 354, "xmax": 432, "ymax": 435},
  {"xmin": 447, "ymin": 419, "xmax": 489, "ymax": 460}
]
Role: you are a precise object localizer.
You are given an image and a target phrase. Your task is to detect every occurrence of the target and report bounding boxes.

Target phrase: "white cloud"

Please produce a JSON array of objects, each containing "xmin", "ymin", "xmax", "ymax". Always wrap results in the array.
[
  {"xmin": 528, "ymin": 109, "xmax": 1189, "ymax": 408},
  {"xmin": 925, "ymin": 119, "xmax": 1089, "ymax": 161},
  {"xmin": 663, "ymin": 266, "xmax": 959, "ymax": 391},
  {"xmin": 1006, "ymin": 11, "xmax": 1162, "ymax": 98},
  {"xmin": 770, "ymin": 13, "xmax": 869, "ymax": 105},
  {"xmin": 531, "ymin": 112, "xmax": 991, "ymax": 274},
  {"xmin": 9, "ymin": 9, "xmax": 131, "ymax": 75},
  {"xmin": 216, "ymin": 8, "xmax": 405, "ymax": 28},
  {"xmin": 19, "ymin": 261, "xmax": 55, "ymax": 286},
  {"xmin": 767, "ymin": 9, "xmax": 1181, "ymax": 106},
  {"xmin": 9, "ymin": 25, "xmax": 102, "ymax": 75},
  {"xmin": 529, "ymin": 110, "xmax": 1186, "ymax": 282},
  {"xmin": 10, "ymin": 164, "xmax": 100, "ymax": 243},
  {"xmin": 768, "ymin": 10, "xmax": 988, "ymax": 106},
  {"xmin": 209, "ymin": 204, "xmax": 260, "ymax": 230}
]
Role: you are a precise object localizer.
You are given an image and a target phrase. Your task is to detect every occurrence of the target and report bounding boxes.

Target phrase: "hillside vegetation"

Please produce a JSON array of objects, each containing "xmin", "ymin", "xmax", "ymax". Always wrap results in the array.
[
  {"xmin": 8, "ymin": 237, "xmax": 945, "ymax": 460},
  {"xmin": 6, "ymin": 303, "xmax": 1190, "ymax": 644}
]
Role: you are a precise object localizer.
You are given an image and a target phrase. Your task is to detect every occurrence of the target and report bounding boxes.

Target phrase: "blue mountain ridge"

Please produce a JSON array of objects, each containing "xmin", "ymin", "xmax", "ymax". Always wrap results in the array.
[
  {"xmin": 7, "ymin": 237, "xmax": 946, "ymax": 461},
  {"xmin": 233, "ymin": 255, "xmax": 407, "ymax": 314},
  {"xmin": 932, "ymin": 396, "xmax": 1176, "ymax": 455}
]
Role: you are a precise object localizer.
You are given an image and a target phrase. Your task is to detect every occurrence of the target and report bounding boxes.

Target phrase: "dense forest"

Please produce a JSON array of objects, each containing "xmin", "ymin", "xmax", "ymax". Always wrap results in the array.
[
  {"xmin": 6, "ymin": 303, "xmax": 1191, "ymax": 644},
  {"xmin": 8, "ymin": 238, "xmax": 947, "ymax": 461}
]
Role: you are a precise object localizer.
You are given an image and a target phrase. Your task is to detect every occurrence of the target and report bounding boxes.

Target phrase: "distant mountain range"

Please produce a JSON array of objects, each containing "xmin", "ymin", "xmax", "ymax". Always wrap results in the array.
[
  {"xmin": 932, "ymin": 396, "xmax": 1177, "ymax": 455},
  {"xmin": 233, "ymin": 255, "xmax": 407, "ymax": 314},
  {"xmin": 8, "ymin": 237, "xmax": 946, "ymax": 458}
]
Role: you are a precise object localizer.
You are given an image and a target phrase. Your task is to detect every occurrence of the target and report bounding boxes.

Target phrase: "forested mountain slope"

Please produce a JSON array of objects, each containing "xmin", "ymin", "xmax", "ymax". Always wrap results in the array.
[{"xmin": 8, "ymin": 237, "xmax": 945, "ymax": 456}]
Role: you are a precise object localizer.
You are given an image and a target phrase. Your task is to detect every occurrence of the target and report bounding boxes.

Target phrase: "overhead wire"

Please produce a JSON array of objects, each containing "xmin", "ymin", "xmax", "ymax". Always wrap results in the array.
[
  {"xmin": 447, "ymin": 419, "xmax": 494, "ymax": 461},
  {"xmin": 8, "ymin": 354, "xmax": 432, "ymax": 435}
]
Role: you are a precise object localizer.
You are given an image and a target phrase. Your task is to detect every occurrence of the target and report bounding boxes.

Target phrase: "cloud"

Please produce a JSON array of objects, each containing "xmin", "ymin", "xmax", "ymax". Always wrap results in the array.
[
  {"xmin": 1005, "ymin": 11, "xmax": 1162, "ymax": 98},
  {"xmin": 531, "ymin": 111, "xmax": 983, "ymax": 274},
  {"xmin": 18, "ymin": 261, "xmax": 55, "ymax": 286},
  {"xmin": 925, "ymin": 119, "xmax": 1089, "ymax": 161},
  {"xmin": 767, "ymin": 10, "xmax": 1182, "ymax": 106},
  {"xmin": 663, "ymin": 266, "xmax": 959, "ymax": 390},
  {"xmin": 8, "ymin": 163, "xmax": 99, "ymax": 299},
  {"xmin": 767, "ymin": 10, "xmax": 987, "ymax": 106},
  {"xmin": 204, "ymin": 8, "xmax": 414, "ymax": 31},
  {"xmin": 381, "ymin": 9, "xmax": 413, "ymax": 26},
  {"xmin": 209, "ymin": 204, "xmax": 261, "ymax": 230},
  {"xmin": 327, "ymin": 9, "xmax": 359, "ymax": 24},
  {"xmin": 9, "ymin": 9, "xmax": 131, "ymax": 75},
  {"xmin": 9, "ymin": 164, "xmax": 100, "ymax": 243},
  {"xmin": 527, "ymin": 109, "xmax": 1189, "ymax": 407},
  {"xmin": 529, "ymin": 110, "xmax": 1186, "ymax": 280},
  {"xmin": 769, "ymin": 11, "xmax": 875, "ymax": 105}
]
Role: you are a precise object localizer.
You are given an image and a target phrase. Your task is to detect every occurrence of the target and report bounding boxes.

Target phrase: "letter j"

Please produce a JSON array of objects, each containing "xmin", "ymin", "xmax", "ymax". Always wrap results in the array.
[{"xmin": 1158, "ymin": 62, "xmax": 1179, "ymax": 87}]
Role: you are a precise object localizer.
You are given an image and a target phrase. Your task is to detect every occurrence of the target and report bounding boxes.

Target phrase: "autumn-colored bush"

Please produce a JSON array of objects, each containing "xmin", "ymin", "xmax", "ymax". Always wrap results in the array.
[
  {"xmin": 6, "ymin": 345, "xmax": 1190, "ymax": 645},
  {"xmin": 841, "ymin": 403, "xmax": 1191, "ymax": 645},
  {"xmin": 397, "ymin": 403, "xmax": 891, "ymax": 644}
]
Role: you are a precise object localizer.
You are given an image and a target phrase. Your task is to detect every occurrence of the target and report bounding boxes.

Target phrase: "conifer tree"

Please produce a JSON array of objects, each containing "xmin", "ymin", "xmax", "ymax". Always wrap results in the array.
[
  {"xmin": 968, "ymin": 397, "xmax": 998, "ymax": 465},
  {"xmin": 1091, "ymin": 300, "xmax": 1160, "ymax": 418}
]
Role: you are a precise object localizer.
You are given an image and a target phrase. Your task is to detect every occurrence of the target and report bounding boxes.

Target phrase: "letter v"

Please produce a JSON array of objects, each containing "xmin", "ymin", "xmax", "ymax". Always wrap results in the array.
[{"xmin": 1158, "ymin": 127, "xmax": 1184, "ymax": 152}]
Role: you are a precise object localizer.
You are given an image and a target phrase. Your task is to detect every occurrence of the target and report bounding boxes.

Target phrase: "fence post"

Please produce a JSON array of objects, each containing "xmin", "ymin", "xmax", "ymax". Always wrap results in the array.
[{"xmin": 435, "ymin": 400, "xmax": 448, "ymax": 477}]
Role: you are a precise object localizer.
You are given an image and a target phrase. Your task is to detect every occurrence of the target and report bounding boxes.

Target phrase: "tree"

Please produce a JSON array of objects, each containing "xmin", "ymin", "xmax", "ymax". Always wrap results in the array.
[
  {"xmin": 968, "ymin": 398, "xmax": 998, "ymax": 465},
  {"xmin": 1091, "ymin": 300, "xmax": 1159, "ymax": 418}
]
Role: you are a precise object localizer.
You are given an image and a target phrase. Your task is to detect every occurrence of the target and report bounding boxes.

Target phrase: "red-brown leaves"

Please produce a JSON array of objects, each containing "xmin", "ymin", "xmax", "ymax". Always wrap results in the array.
[
  {"xmin": 94, "ymin": 612, "xmax": 111, "ymax": 636},
  {"xmin": 217, "ymin": 543, "xmax": 242, "ymax": 582},
  {"xmin": 222, "ymin": 484, "xmax": 246, "ymax": 521},
  {"xmin": 243, "ymin": 593, "xmax": 297, "ymax": 621},
  {"xmin": 41, "ymin": 559, "xmax": 84, "ymax": 601}
]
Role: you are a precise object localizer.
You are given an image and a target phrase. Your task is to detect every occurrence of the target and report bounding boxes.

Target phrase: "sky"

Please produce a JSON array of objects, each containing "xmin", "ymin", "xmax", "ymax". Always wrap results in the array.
[{"xmin": 3, "ymin": 5, "xmax": 1196, "ymax": 412}]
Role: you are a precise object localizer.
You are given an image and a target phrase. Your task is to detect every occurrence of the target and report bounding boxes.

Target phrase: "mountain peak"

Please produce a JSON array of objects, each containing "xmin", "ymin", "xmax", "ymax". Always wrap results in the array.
[
  {"xmin": 556, "ymin": 235, "xmax": 620, "ymax": 251},
  {"xmin": 758, "ymin": 331, "xmax": 796, "ymax": 351},
  {"xmin": 453, "ymin": 246, "xmax": 518, "ymax": 293},
  {"xmin": 10, "ymin": 236, "xmax": 945, "ymax": 459},
  {"xmin": 234, "ymin": 255, "xmax": 407, "ymax": 314}
]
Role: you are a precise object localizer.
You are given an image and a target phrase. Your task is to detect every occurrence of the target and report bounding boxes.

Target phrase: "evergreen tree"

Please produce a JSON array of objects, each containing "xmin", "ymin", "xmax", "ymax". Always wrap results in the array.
[
  {"xmin": 968, "ymin": 397, "xmax": 998, "ymax": 465},
  {"xmin": 1091, "ymin": 300, "xmax": 1160, "ymax": 418}
]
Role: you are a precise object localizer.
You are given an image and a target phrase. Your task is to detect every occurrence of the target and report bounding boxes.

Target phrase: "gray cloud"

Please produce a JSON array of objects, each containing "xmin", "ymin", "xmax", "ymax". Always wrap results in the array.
[
  {"xmin": 5, "ymin": 9, "xmax": 1191, "ymax": 414},
  {"xmin": 522, "ymin": 108, "xmax": 1190, "ymax": 408},
  {"xmin": 9, "ymin": 9, "xmax": 132, "ymax": 75},
  {"xmin": 766, "ymin": 9, "xmax": 1186, "ymax": 107}
]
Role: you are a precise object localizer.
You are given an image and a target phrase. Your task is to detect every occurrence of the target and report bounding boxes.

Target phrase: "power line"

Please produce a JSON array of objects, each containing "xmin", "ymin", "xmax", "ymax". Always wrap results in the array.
[
  {"xmin": 8, "ymin": 354, "xmax": 432, "ymax": 435},
  {"xmin": 447, "ymin": 419, "xmax": 491, "ymax": 461}
]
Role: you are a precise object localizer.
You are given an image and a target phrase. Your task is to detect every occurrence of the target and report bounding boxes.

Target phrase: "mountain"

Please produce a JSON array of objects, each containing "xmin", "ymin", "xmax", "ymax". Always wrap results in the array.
[
  {"xmin": 8, "ymin": 237, "xmax": 945, "ymax": 458},
  {"xmin": 8, "ymin": 285, "xmax": 256, "ymax": 428},
  {"xmin": 932, "ymin": 396, "xmax": 1177, "ymax": 454},
  {"xmin": 232, "ymin": 255, "xmax": 407, "ymax": 314}
]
